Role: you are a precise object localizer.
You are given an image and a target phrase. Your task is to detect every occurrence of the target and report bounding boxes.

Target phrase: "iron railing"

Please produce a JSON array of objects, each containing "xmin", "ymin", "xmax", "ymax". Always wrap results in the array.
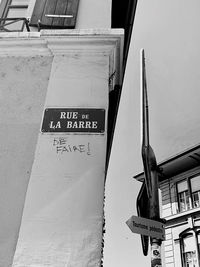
[{"xmin": 0, "ymin": 17, "xmax": 30, "ymax": 32}]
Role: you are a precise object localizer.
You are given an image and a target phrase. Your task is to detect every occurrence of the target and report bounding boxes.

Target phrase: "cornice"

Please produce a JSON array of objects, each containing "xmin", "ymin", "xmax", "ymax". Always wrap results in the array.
[
  {"xmin": 41, "ymin": 29, "xmax": 124, "ymax": 86},
  {"xmin": 165, "ymin": 206, "xmax": 200, "ymax": 225},
  {"xmin": 0, "ymin": 29, "xmax": 124, "ymax": 87},
  {"xmin": 0, "ymin": 32, "xmax": 51, "ymax": 57}
]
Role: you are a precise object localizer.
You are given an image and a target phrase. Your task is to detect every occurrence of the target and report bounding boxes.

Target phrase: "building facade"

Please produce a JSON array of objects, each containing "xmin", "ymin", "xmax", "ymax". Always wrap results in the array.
[
  {"xmin": 135, "ymin": 145, "xmax": 200, "ymax": 267},
  {"xmin": 159, "ymin": 146, "xmax": 200, "ymax": 267}
]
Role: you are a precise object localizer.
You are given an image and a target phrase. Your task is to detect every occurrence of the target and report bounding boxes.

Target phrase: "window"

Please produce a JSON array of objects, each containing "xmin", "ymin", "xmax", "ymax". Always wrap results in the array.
[
  {"xmin": 180, "ymin": 230, "xmax": 200, "ymax": 267},
  {"xmin": 177, "ymin": 180, "xmax": 191, "ymax": 212},
  {"xmin": 191, "ymin": 176, "xmax": 200, "ymax": 208},
  {"xmin": 29, "ymin": 0, "xmax": 80, "ymax": 29},
  {"xmin": 0, "ymin": 0, "xmax": 29, "ymax": 31},
  {"xmin": 183, "ymin": 234, "xmax": 198, "ymax": 267},
  {"xmin": 177, "ymin": 175, "xmax": 200, "ymax": 212}
]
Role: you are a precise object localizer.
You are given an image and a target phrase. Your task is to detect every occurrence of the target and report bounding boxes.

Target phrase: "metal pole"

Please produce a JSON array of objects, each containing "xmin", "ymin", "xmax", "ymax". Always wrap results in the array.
[
  {"xmin": 151, "ymin": 238, "xmax": 162, "ymax": 267},
  {"xmin": 149, "ymin": 164, "xmax": 162, "ymax": 267},
  {"xmin": 141, "ymin": 49, "xmax": 163, "ymax": 266}
]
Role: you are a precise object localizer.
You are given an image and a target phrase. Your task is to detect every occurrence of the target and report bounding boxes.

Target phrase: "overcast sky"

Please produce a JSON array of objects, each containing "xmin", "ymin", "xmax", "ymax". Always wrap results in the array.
[{"xmin": 103, "ymin": 0, "xmax": 200, "ymax": 266}]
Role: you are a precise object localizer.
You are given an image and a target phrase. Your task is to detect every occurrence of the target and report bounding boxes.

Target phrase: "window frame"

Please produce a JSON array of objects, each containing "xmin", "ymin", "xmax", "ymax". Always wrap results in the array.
[
  {"xmin": 180, "ymin": 228, "xmax": 200, "ymax": 267},
  {"xmin": 178, "ymin": 189, "xmax": 191, "ymax": 212},
  {"xmin": 176, "ymin": 174, "xmax": 200, "ymax": 212}
]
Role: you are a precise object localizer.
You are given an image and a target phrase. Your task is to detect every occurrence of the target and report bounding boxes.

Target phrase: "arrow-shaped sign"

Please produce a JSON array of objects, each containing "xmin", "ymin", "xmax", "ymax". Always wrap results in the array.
[{"xmin": 126, "ymin": 215, "xmax": 165, "ymax": 241}]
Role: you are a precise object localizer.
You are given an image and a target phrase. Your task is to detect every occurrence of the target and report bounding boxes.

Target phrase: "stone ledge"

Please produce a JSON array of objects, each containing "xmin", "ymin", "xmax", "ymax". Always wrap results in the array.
[
  {"xmin": 0, "ymin": 28, "xmax": 124, "ymax": 38},
  {"xmin": 41, "ymin": 29, "xmax": 124, "ymax": 86},
  {"xmin": 40, "ymin": 28, "xmax": 124, "ymax": 37},
  {"xmin": 0, "ymin": 29, "xmax": 124, "ymax": 87},
  {"xmin": 0, "ymin": 32, "xmax": 40, "ymax": 39}
]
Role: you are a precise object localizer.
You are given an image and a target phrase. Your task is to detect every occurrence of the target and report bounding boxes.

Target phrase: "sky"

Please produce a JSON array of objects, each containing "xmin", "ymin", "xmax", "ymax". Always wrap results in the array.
[{"xmin": 103, "ymin": 0, "xmax": 200, "ymax": 266}]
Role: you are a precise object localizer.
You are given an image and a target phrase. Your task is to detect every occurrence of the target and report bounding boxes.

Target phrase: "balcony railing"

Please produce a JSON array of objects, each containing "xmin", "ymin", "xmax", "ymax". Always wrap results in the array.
[{"xmin": 0, "ymin": 18, "xmax": 30, "ymax": 32}]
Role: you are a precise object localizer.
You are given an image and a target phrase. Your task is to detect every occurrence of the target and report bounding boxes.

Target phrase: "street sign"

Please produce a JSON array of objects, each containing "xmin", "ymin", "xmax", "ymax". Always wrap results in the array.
[
  {"xmin": 41, "ymin": 108, "xmax": 105, "ymax": 133},
  {"xmin": 126, "ymin": 215, "xmax": 165, "ymax": 240}
]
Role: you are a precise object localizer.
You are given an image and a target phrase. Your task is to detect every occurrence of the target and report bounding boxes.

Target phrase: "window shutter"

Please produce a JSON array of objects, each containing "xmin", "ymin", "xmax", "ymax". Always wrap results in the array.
[{"xmin": 30, "ymin": 0, "xmax": 79, "ymax": 28}]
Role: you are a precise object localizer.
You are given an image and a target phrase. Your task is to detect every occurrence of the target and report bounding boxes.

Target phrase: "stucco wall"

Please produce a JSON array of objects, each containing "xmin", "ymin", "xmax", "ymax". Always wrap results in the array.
[
  {"xmin": 0, "ymin": 30, "xmax": 123, "ymax": 267},
  {"xmin": 13, "ymin": 46, "xmax": 109, "ymax": 267},
  {"xmin": 0, "ymin": 34, "xmax": 53, "ymax": 267},
  {"xmin": 5, "ymin": 30, "xmax": 122, "ymax": 267}
]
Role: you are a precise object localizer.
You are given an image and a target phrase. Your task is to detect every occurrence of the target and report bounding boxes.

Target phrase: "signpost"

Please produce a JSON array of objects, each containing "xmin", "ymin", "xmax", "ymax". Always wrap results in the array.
[{"xmin": 126, "ymin": 49, "xmax": 165, "ymax": 267}]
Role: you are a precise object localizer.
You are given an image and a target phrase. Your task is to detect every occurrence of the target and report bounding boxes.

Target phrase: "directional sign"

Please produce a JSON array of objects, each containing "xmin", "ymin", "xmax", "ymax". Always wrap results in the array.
[{"xmin": 126, "ymin": 215, "xmax": 165, "ymax": 240}]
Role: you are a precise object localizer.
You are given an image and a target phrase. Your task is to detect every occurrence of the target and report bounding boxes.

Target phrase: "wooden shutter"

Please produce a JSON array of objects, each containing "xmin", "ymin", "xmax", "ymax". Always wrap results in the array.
[{"xmin": 30, "ymin": 0, "xmax": 79, "ymax": 28}]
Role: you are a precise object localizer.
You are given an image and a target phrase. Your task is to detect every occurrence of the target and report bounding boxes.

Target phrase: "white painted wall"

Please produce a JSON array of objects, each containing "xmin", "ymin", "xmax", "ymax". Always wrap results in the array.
[
  {"xmin": 0, "ymin": 34, "xmax": 53, "ymax": 267},
  {"xmin": 76, "ymin": 0, "xmax": 111, "ymax": 28},
  {"xmin": 0, "ymin": 30, "xmax": 123, "ymax": 267},
  {"xmin": 13, "ymin": 47, "xmax": 108, "ymax": 267},
  {"xmin": 10, "ymin": 30, "xmax": 123, "ymax": 267}
]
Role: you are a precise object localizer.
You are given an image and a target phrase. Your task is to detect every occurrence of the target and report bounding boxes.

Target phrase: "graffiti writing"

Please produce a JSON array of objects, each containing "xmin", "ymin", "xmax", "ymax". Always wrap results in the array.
[{"xmin": 53, "ymin": 137, "xmax": 91, "ymax": 155}]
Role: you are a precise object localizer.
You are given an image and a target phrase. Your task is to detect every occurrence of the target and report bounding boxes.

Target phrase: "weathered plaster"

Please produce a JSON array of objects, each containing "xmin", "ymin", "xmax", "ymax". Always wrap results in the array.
[
  {"xmin": 0, "ymin": 33, "xmax": 53, "ymax": 267},
  {"xmin": 0, "ymin": 30, "xmax": 123, "ymax": 267}
]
